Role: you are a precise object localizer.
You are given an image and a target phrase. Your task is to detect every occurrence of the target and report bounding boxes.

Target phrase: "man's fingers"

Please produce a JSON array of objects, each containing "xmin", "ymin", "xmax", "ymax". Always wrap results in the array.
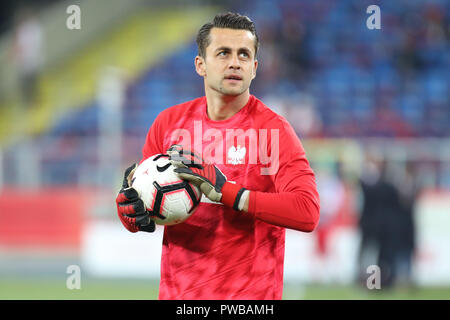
[
  {"xmin": 200, "ymin": 183, "xmax": 222, "ymax": 202},
  {"xmin": 120, "ymin": 199, "xmax": 146, "ymax": 217},
  {"xmin": 117, "ymin": 187, "xmax": 146, "ymax": 217},
  {"xmin": 134, "ymin": 213, "xmax": 151, "ymax": 226},
  {"xmin": 167, "ymin": 145, "xmax": 204, "ymax": 168},
  {"xmin": 181, "ymin": 150, "xmax": 203, "ymax": 163},
  {"xmin": 122, "ymin": 187, "xmax": 140, "ymax": 200},
  {"xmin": 177, "ymin": 172, "xmax": 204, "ymax": 185},
  {"xmin": 174, "ymin": 168, "xmax": 207, "ymax": 188},
  {"xmin": 127, "ymin": 166, "xmax": 138, "ymax": 187},
  {"xmin": 116, "ymin": 187, "xmax": 140, "ymax": 205},
  {"xmin": 173, "ymin": 167, "xmax": 191, "ymax": 174},
  {"xmin": 167, "ymin": 144, "xmax": 183, "ymax": 155},
  {"xmin": 123, "ymin": 163, "xmax": 138, "ymax": 188},
  {"xmin": 169, "ymin": 152, "xmax": 193, "ymax": 166},
  {"xmin": 174, "ymin": 167, "xmax": 201, "ymax": 181},
  {"xmin": 139, "ymin": 219, "xmax": 156, "ymax": 232},
  {"xmin": 169, "ymin": 159, "xmax": 188, "ymax": 169}
]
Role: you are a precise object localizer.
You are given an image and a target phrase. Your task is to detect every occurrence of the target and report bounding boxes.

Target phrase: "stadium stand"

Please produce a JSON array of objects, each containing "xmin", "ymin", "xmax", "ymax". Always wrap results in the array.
[{"xmin": 0, "ymin": 0, "xmax": 448, "ymax": 187}]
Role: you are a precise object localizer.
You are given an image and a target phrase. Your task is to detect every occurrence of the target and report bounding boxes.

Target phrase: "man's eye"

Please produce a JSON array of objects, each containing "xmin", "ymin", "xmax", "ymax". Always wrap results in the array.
[
  {"xmin": 218, "ymin": 51, "xmax": 227, "ymax": 56},
  {"xmin": 239, "ymin": 52, "xmax": 249, "ymax": 58}
]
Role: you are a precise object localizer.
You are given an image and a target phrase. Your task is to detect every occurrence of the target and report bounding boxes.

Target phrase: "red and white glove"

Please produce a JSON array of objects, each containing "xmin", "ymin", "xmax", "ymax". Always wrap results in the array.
[
  {"xmin": 167, "ymin": 145, "xmax": 247, "ymax": 211},
  {"xmin": 116, "ymin": 163, "xmax": 155, "ymax": 233}
]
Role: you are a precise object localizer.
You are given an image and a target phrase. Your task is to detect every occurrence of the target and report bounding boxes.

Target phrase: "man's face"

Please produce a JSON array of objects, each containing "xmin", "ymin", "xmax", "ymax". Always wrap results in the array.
[{"xmin": 195, "ymin": 28, "xmax": 258, "ymax": 97}]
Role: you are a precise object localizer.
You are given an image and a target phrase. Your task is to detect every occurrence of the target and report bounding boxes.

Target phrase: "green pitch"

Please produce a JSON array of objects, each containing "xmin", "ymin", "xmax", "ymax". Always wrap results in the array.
[
  {"xmin": 1, "ymin": 277, "xmax": 450, "ymax": 300},
  {"xmin": 0, "ymin": 277, "xmax": 160, "ymax": 300},
  {"xmin": 283, "ymin": 283, "xmax": 450, "ymax": 300}
]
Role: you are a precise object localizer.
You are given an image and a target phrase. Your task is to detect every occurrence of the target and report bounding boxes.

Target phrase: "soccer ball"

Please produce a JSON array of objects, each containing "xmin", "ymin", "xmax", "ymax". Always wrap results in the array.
[{"xmin": 131, "ymin": 154, "xmax": 202, "ymax": 226}]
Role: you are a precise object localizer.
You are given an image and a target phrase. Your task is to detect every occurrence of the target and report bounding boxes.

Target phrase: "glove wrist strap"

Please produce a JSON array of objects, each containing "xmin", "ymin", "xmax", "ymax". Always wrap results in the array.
[{"xmin": 221, "ymin": 181, "xmax": 246, "ymax": 210}]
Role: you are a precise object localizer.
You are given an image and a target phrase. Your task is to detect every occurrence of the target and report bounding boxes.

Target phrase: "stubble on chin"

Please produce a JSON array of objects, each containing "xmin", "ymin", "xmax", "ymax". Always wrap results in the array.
[{"xmin": 217, "ymin": 80, "xmax": 246, "ymax": 96}]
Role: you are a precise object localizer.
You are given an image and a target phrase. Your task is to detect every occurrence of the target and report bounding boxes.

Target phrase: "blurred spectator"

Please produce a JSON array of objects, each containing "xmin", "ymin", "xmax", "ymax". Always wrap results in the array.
[
  {"xmin": 357, "ymin": 153, "xmax": 404, "ymax": 289},
  {"xmin": 10, "ymin": 6, "xmax": 44, "ymax": 108},
  {"xmin": 394, "ymin": 161, "xmax": 419, "ymax": 287}
]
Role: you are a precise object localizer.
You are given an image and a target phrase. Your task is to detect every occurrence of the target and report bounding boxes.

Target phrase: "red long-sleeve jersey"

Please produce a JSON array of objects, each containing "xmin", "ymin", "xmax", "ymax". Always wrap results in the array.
[{"xmin": 129, "ymin": 94, "xmax": 319, "ymax": 299}]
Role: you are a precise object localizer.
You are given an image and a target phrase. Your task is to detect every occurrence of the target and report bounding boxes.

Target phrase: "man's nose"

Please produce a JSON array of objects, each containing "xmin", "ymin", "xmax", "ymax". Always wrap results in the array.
[{"xmin": 229, "ymin": 54, "xmax": 241, "ymax": 69}]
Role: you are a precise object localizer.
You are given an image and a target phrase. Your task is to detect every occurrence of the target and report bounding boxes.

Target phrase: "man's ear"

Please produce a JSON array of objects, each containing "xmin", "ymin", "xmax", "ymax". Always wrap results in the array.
[
  {"xmin": 252, "ymin": 59, "xmax": 258, "ymax": 80},
  {"xmin": 195, "ymin": 55, "xmax": 206, "ymax": 77}
]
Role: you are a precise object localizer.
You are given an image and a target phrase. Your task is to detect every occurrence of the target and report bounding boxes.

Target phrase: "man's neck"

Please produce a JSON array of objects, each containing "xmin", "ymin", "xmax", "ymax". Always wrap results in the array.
[{"xmin": 205, "ymin": 90, "xmax": 250, "ymax": 121}]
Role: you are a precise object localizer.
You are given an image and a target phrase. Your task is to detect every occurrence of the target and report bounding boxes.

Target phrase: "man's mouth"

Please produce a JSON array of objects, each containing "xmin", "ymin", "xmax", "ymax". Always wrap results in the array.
[{"xmin": 224, "ymin": 75, "xmax": 243, "ymax": 81}]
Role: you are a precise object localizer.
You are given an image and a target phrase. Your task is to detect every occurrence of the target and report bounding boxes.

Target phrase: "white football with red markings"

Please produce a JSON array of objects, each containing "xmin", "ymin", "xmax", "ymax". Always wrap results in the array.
[{"xmin": 131, "ymin": 154, "xmax": 201, "ymax": 226}]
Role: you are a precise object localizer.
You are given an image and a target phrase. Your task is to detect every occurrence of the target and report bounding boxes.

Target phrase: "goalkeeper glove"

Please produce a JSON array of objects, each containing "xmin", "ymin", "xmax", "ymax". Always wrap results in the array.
[
  {"xmin": 167, "ymin": 145, "xmax": 247, "ymax": 211},
  {"xmin": 116, "ymin": 163, "xmax": 155, "ymax": 233}
]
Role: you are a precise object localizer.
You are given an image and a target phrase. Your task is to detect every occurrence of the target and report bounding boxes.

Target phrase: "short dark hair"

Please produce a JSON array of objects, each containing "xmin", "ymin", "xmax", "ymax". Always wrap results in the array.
[{"xmin": 196, "ymin": 12, "xmax": 259, "ymax": 59}]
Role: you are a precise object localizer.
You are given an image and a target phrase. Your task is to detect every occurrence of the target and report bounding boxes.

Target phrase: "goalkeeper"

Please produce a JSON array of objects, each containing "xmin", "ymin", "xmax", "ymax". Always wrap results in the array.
[{"xmin": 116, "ymin": 12, "xmax": 320, "ymax": 300}]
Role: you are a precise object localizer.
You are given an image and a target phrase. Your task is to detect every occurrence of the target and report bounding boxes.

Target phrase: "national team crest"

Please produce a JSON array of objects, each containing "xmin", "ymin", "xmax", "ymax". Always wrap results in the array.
[{"xmin": 227, "ymin": 145, "xmax": 246, "ymax": 165}]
